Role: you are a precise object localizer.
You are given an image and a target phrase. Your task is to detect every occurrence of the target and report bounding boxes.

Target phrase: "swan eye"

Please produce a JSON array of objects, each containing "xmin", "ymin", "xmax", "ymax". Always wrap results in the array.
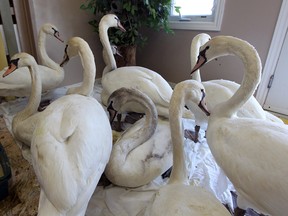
[{"xmin": 10, "ymin": 58, "xmax": 19, "ymax": 67}]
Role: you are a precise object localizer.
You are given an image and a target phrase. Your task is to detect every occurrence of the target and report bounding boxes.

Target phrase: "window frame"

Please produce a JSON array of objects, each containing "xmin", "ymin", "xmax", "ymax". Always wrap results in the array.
[{"xmin": 168, "ymin": 0, "xmax": 226, "ymax": 31}]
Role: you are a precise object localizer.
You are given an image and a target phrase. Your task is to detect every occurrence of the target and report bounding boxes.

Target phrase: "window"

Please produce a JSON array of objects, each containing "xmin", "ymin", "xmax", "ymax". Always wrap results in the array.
[{"xmin": 169, "ymin": 0, "xmax": 226, "ymax": 31}]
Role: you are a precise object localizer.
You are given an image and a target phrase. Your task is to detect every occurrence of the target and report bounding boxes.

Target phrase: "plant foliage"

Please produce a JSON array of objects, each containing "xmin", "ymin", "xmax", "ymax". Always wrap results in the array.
[{"xmin": 80, "ymin": 0, "xmax": 173, "ymax": 47}]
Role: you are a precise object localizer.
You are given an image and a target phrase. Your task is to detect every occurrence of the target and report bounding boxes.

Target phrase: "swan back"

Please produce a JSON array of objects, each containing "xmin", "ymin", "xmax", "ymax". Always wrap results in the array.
[
  {"xmin": 190, "ymin": 33, "xmax": 211, "ymax": 81},
  {"xmin": 60, "ymin": 37, "xmax": 96, "ymax": 96}
]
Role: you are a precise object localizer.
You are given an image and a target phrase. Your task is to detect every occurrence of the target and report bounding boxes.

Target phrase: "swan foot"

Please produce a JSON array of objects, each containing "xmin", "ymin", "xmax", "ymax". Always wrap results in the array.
[
  {"xmin": 38, "ymin": 99, "xmax": 51, "ymax": 112},
  {"xmin": 184, "ymin": 125, "xmax": 200, "ymax": 142}
]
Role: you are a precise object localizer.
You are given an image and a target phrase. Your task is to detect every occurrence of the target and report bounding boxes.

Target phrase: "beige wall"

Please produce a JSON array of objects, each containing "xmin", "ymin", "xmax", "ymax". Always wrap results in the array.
[
  {"xmin": 14, "ymin": 0, "xmax": 282, "ymax": 86},
  {"xmin": 138, "ymin": 0, "xmax": 283, "ymax": 84}
]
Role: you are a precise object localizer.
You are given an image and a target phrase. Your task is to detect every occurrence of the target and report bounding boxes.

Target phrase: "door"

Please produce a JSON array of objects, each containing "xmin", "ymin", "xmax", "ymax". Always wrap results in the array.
[{"xmin": 263, "ymin": 28, "xmax": 288, "ymax": 116}]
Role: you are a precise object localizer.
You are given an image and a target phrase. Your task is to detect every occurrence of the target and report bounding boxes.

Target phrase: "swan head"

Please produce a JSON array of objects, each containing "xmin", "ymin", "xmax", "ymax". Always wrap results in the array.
[
  {"xmin": 191, "ymin": 36, "xmax": 261, "ymax": 75},
  {"xmin": 60, "ymin": 37, "xmax": 87, "ymax": 67},
  {"xmin": 41, "ymin": 23, "xmax": 64, "ymax": 42},
  {"xmin": 99, "ymin": 14, "xmax": 126, "ymax": 32},
  {"xmin": 107, "ymin": 87, "xmax": 155, "ymax": 122},
  {"xmin": 180, "ymin": 80, "xmax": 210, "ymax": 116},
  {"xmin": 3, "ymin": 53, "xmax": 36, "ymax": 78}
]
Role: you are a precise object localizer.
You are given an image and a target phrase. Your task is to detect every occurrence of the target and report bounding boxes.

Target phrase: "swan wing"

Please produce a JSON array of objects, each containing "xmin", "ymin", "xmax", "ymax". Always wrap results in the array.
[
  {"xmin": 31, "ymin": 95, "xmax": 112, "ymax": 211},
  {"xmin": 207, "ymin": 118, "xmax": 288, "ymax": 214}
]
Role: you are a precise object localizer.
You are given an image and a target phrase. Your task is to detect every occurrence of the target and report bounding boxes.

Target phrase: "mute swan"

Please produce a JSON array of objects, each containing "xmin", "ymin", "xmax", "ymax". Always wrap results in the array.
[
  {"xmin": 99, "ymin": 14, "xmax": 192, "ymax": 119},
  {"xmin": 191, "ymin": 35, "xmax": 288, "ymax": 216},
  {"xmin": 6, "ymin": 37, "xmax": 112, "ymax": 215},
  {"xmin": 188, "ymin": 33, "xmax": 283, "ymax": 141},
  {"xmin": 142, "ymin": 79, "xmax": 230, "ymax": 216},
  {"xmin": 0, "ymin": 23, "xmax": 64, "ymax": 97},
  {"xmin": 105, "ymin": 87, "xmax": 172, "ymax": 187}
]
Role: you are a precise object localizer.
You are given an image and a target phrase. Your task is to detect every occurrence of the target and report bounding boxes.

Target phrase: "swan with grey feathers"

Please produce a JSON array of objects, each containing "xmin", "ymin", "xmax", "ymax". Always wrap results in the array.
[
  {"xmin": 105, "ymin": 87, "xmax": 172, "ymax": 187},
  {"xmin": 0, "ymin": 23, "xmax": 64, "ymax": 97},
  {"xmin": 191, "ymin": 35, "xmax": 288, "ymax": 216}
]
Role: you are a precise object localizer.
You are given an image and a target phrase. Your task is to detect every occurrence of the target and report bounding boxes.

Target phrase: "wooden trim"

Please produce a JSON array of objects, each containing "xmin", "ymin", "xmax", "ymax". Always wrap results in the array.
[
  {"xmin": 0, "ymin": 0, "xmax": 18, "ymax": 56},
  {"xmin": 13, "ymin": 0, "xmax": 37, "ymax": 59},
  {"xmin": 255, "ymin": 0, "xmax": 288, "ymax": 105}
]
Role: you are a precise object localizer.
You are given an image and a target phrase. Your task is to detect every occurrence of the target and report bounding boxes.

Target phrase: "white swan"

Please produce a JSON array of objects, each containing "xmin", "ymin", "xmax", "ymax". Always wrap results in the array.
[
  {"xmin": 188, "ymin": 33, "xmax": 283, "ymax": 141},
  {"xmin": 105, "ymin": 87, "xmax": 172, "ymax": 187},
  {"xmin": 191, "ymin": 35, "xmax": 288, "ymax": 216},
  {"xmin": 99, "ymin": 14, "xmax": 192, "ymax": 119},
  {"xmin": 5, "ymin": 37, "xmax": 112, "ymax": 215},
  {"xmin": 142, "ymin": 79, "xmax": 230, "ymax": 216},
  {"xmin": 0, "ymin": 23, "xmax": 64, "ymax": 97}
]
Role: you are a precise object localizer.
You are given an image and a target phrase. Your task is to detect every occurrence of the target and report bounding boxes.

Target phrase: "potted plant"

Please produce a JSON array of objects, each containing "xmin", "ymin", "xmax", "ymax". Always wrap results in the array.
[{"xmin": 80, "ymin": 0, "xmax": 173, "ymax": 66}]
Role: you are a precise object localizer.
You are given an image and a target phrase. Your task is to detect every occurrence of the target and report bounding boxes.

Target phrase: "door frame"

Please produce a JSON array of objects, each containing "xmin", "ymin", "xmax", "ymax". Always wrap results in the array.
[{"xmin": 256, "ymin": 0, "xmax": 288, "ymax": 105}]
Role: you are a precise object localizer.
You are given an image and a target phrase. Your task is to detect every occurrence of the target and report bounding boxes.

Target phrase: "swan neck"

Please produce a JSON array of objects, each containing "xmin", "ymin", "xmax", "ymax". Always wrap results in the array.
[
  {"xmin": 14, "ymin": 64, "xmax": 42, "ymax": 122},
  {"xmin": 215, "ymin": 42, "xmax": 262, "ymax": 117},
  {"xmin": 38, "ymin": 29, "xmax": 59, "ymax": 70},
  {"xmin": 168, "ymin": 93, "xmax": 189, "ymax": 184},
  {"xmin": 77, "ymin": 43, "xmax": 96, "ymax": 96},
  {"xmin": 99, "ymin": 25, "xmax": 117, "ymax": 76},
  {"xmin": 115, "ymin": 97, "xmax": 158, "ymax": 158}
]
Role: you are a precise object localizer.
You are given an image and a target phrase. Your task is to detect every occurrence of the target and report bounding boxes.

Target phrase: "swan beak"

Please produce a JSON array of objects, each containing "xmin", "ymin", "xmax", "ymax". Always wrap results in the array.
[
  {"xmin": 117, "ymin": 22, "xmax": 126, "ymax": 32},
  {"xmin": 60, "ymin": 45, "xmax": 69, "ymax": 67},
  {"xmin": 54, "ymin": 31, "xmax": 64, "ymax": 43},
  {"xmin": 107, "ymin": 102, "xmax": 118, "ymax": 124},
  {"xmin": 198, "ymin": 90, "xmax": 210, "ymax": 116},
  {"xmin": 60, "ymin": 55, "xmax": 69, "ymax": 67},
  {"xmin": 3, "ymin": 59, "xmax": 19, "ymax": 77},
  {"xmin": 191, "ymin": 55, "xmax": 206, "ymax": 76}
]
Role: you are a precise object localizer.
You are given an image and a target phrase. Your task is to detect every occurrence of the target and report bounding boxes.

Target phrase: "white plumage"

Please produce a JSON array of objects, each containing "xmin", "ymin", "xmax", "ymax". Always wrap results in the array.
[
  {"xmin": 190, "ymin": 33, "xmax": 283, "ymax": 136},
  {"xmin": 0, "ymin": 23, "xmax": 64, "ymax": 97},
  {"xmin": 192, "ymin": 35, "xmax": 288, "ymax": 216},
  {"xmin": 99, "ymin": 14, "xmax": 192, "ymax": 119},
  {"xmin": 142, "ymin": 79, "xmax": 230, "ymax": 216},
  {"xmin": 6, "ymin": 37, "xmax": 112, "ymax": 215}
]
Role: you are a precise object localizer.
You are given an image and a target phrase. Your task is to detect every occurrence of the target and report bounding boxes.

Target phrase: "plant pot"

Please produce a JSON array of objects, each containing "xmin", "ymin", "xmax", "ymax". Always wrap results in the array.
[{"xmin": 115, "ymin": 45, "xmax": 137, "ymax": 67}]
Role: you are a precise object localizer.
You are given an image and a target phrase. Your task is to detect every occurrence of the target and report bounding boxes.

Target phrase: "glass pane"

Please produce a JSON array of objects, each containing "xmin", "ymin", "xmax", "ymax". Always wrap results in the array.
[{"xmin": 171, "ymin": 0, "xmax": 214, "ymax": 16}]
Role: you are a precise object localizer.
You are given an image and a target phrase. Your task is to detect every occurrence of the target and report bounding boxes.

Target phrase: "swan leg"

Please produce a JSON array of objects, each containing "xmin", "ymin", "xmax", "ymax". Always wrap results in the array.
[
  {"xmin": 38, "ymin": 99, "xmax": 51, "ymax": 112},
  {"xmin": 184, "ymin": 125, "xmax": 200, "ymax": 142},
  {"xmin": 234, "ymin": 207, "xmax": 246, "ymax": 216}
]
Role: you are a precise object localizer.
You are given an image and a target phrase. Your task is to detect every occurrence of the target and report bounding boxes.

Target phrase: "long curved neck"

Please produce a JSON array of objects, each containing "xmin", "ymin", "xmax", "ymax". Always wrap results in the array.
[
  {"xmin": 13, "ymin": 63, "xmax": 42, "ymax": 124},
  {"xmin": 99, "ymin": 23, "xmax": 117, "ymax": 76},
  {"xmin": 115, "ymin": 97, "xmax": 158, "ymax": 160},
  {"xmin": 38, "ymin": 29, "xmax": 60, "ymax": 71},
  {"xmin": 214, "ymin": 41, "xmax": 262, "ymax": 118},
  {"xmin": 67, "ymin": 43, "xmax": 96, "ymax": 96},
  {"xmin": 168, "ymin": 87, "xmax": 189, "ymax": 185},
  {"xmin": 190, "ymin": 39, "xmax": 202, "ymax": 82}
]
